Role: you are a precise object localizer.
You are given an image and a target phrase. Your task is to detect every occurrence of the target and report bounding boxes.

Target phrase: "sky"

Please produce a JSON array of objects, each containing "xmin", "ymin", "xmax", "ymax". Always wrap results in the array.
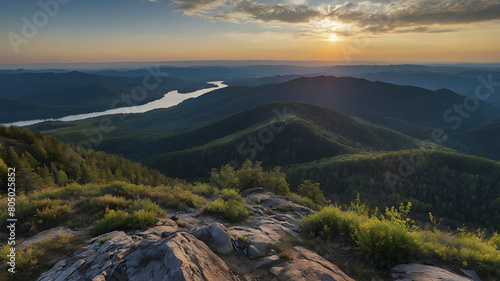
[{"xmin": 0, "ymin": 0, "xmax": 499, "ymax": 66}]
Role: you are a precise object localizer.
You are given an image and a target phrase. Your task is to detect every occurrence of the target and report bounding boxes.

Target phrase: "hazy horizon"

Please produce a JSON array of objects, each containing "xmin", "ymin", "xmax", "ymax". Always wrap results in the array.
[{"xmin": 2, "ymin": 60, "xmax": 500, "ymax": 71}]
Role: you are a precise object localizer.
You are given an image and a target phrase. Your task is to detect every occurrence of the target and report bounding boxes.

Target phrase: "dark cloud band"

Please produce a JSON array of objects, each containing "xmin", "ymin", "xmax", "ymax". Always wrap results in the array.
[{"xmin": 171, "ymin": 0, "xmax": 500, "ymax": 35}]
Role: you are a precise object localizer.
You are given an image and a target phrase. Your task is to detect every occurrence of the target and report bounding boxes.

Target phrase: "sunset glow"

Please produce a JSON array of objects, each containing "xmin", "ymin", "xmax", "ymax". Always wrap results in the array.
[{"xmin": 0, "ymin": 0, "xmax": 499, "ymax": 66}]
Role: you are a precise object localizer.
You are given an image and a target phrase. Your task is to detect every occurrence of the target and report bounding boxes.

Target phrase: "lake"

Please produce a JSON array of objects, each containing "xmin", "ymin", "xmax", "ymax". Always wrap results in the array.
[{"xmin": 3, "ymin": 81, "xmax": 227, "ymax": 127}]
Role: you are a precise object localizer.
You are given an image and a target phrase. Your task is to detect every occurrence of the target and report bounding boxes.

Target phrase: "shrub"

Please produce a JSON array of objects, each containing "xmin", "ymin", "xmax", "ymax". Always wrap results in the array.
[
  {"xmin": 278, "ymin": 251, "xmax": 291, "ymax": 260},
  {"xmin": 0, "ymin": 244, "xmax": 38, "ymax": 275},
  {"xmin": 89, "ymin": 194, "xmax": 131, "ymax": 215},
  {"xmin": 176, "ymin": 220, "xmax": 189, "ymax": 228},
  {"xmin": 35, "ymin": 205, "xmax": 70, "ymax": 222},
  {"xmin": 0, "ymin": 234, "xmax": 79, "ymax": 281},
  {"xmin": 129, "ymin": 199, "xmax": 167, "ymax": 217},
  {"xmin": 91, "ymin": 200, "xmax": 164, "ymax": 235},
  {"xmin": 354, "ymin": 218, "xmax": 419, "ymax": 268},
  {"xmin": 206, "ymin": 198, "xmax": 249, "ymax": 223},
  {"xmin": 210, "ymin": 164, "xmax": 239, "ymax": 190},
  {"xmin": 297, "ymin": 180, "xmax": 325, "ymax": 206},
  {"xmin": 99, "ymin": 236, "xmax": 113, "ymax": 244},
  {"xmin": 97, "ymin": 182, "xmax": 151, "ymax": 199},
  {"xmin": 148, "ymin": 186, "xmax": 205, "ymax": 210},
  {"xmin": 192, "ymin": 182, "xmax": 218, "ymax": 197},
  {"xmin": 221, "ymin": 188, "xmax": 240, "ymax": 201},
  {"xmin": 300, "ymin": 205, "xmax": 360, "ymax": 239},
  {"xmin": 91, "ymin": 209, "xmax": 130, "ymax": 235},
  {"xmin": 238, "ymin": 235, "xmax": 250, "ymax": 246},
  {"xmin": 417, "ymin": 229, "xmax": 500, "ymax": 277},
  {"xmin": 300, "ymin": 203, "xmax": 417, "ymax": 268},
  {"xmin": 130, "ymin": 209, "xmax": 157, "ymax": 228},
  {"xmin": 490, "ymin": 232, "xmax": 500, "ymax": 249},
  {"xmin": 290, "ymin": 193, "xmax": 319, "ymax": 210},
  {"xmin": 28, "ymin": 204, "xmax": 71, "ymax": 233}
]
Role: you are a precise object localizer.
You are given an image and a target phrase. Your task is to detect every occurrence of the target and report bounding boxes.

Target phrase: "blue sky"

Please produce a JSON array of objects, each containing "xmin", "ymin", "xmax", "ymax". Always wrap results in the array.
[{"xmin": 1, "ymin": 0, "xmax": 499, "ymax": 65}]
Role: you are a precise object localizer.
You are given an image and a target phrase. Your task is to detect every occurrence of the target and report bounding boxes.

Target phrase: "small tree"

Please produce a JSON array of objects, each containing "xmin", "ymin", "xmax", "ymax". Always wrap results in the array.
[
  {"xmin": 297, "ymin": 180, "xmax": 325, "ymax": 206},
  {"xmin": 210, "ymin": 164, "xmax": 239, "ymax": 190},
  {"xmin": 261, "ymin": 166, "xmax": 291, "ymax": 196}
]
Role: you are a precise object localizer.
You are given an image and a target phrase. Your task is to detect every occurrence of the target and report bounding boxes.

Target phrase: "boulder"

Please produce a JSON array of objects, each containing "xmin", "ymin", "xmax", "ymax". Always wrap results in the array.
[
  {"xmin": 253, "ymin": 255, "xmax": 280, "ymax": 270},
  {"xmin": 461, "ymin": 269, "xmax": 482, "ymax": 281},
  {"xmin": 190, "ymin": 222, "xmax": 234, "ymax": 255},
  {"xmin": 109, "ymin": 232, "xmax": 238, "ymax": 281},
  {"xmin": 392, "ymin": 264, "xmax": 473, "ymax": 281},
  {"xmin": 270, "ymin": 246, "xmax": 354, "ymax": 281},
  {"xmin": 246, "ymin": 244, "xmax": 263, "ymax": 260}
]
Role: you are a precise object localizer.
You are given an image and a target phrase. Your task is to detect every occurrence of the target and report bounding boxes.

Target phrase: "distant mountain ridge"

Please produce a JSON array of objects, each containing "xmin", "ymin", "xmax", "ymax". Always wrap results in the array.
[{"xmin": 29, "ymin": 75, "xmax": 500, "ymax": 161}]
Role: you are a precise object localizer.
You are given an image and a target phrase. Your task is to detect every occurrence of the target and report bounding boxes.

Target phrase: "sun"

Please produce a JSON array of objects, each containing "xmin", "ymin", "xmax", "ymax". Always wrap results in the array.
[{"xmin": 328, "ymin": 34, "xmax": 338, "ymax": 42}]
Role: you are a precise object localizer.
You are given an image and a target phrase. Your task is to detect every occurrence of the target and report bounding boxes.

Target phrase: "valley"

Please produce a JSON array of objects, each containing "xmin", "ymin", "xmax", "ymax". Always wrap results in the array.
[{"xmin": 1, "ymin": 64, "xmax": 499, "ymax": 281}]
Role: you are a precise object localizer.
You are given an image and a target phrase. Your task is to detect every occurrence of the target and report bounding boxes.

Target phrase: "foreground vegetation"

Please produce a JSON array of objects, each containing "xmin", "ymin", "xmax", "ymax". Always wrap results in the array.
[
  {"xmin": 301, "ymin": 196, "xmax": 500, "ymax": 279},
  {"xmin": 1, "ymin": 126, "xmax": 499, "ymax": 279}
]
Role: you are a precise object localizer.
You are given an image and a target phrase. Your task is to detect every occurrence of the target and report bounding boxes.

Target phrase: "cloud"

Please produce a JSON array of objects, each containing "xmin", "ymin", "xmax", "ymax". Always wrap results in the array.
[
  {"xmin": 325, "ymin": 0, "xmax": 500, "ymax": 33},
  {"xmin": 235, "ymin": 0, "xmax": 320, "ymax": 23},
  {"xmin": 172, "ymin": 0, "xmax": 500, "ymax": 37}
]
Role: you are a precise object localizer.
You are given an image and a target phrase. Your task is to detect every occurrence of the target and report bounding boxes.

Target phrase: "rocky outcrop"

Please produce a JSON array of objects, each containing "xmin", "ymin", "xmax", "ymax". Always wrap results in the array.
[
  {"xmin": 36, "ymin": 188, "xmax": 482, "ymax": 281},
  {"xmin": 270, "ymin": 246, "xmax": 354, "ymax": 281},
  {"xmin": 35, "ymin": 188, "xmax": 480, "ymax": 281},
  {"xmin": 108, "ymin": 232, "xmax": 238, "ymax": 281},
  {"xmin": 37, "ymin": 228, "xmax": 239, "ymax": 281},
  {"xmin": 392, "ymin": 264, "xmax": 474, "ymax": 281}
]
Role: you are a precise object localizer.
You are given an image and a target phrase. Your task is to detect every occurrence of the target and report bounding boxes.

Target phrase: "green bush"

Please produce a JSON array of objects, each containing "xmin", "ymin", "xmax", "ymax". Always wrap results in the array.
[
  {"xmin": 278, "ymin": 251, "xmax": 291, "ymax": 260},
  {"xmin": 129, "ymin": 199, "xmax": 167, "ymax": 217},
  {"xmin": 301, "ymin": 198, "xmax": 500, "ymax": 275},
  {"xmin": 206, "ymin": 198, "xmax": 249, "ymax": 223},
  {"xmin": 221, "ymin": 188, "xmax": 240, "ymax": 201},
  {"xmin": 238, "ymin": 235, "xmax": 250, "ymax": 245},
  {"xmin": 0, "ymin": 234, "xmax": 79, "ymax": 281},
  {"xmin": 297, "ymin": 180, "xmax": 325, "ymax": 206},
  {"xmin": 89, "ymin": 194, "xmax": 131, "ymax": 214},
  {"xmin": 99, "ymin": 236, "xmax": 113, "ymax": 244},
  {"xmin": 490, "ymin": 232, "xmax": 500, "ymax": 249},
  {"xmin": 91, "ymin": 200, "xmax": 165, "ymax": 235},
  {"xmin": 290, "ymin": 193, "xmax": 319, "ymax": 210},
  {"xmin": 354, "ymin": 218, "xmax": 419, "ymax": 268},
  {"xmin": 148, "ymin": 186, "xmax": 205, "ymax": 210},
  {"xmin": 27, "ymin": 204, "xmax": 71, "ymax": 233},
  {"xmin": 176, "ymin": 220, "xmax": 189, "ymax": 228},
  {"xmin": 130, "ymin": 209, "xmax": 157, "ymax": 228},
  {"xmin": 418, "ymin": 229, "xmax": 500, "ymax": 277},
  {"xmin": 91, "ymin": 209, "xmax": 130, "ymax": 235},
  {"xmin": 192, "ymin": 182, "xmax": 218, "ymax": 197},
  {"xmin": 97, "ymin": 182, "xmax": 152, "ymax": 199},
  {"xmin": 300, "ymin": 203, "xmax": 416, "ymax": 268},
  {"xmin": 300, "ymin": 205, "xmax": 360, "ymax": 239}
]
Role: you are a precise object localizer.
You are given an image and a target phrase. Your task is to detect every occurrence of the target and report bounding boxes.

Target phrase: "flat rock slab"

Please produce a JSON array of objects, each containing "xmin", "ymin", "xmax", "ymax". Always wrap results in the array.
[
  {"xmin": 18, "ymin": 226, "xmax": 79, "ymax": 248},
  {"xmin": 392, "ymin": 264, "xmax": 473, "ymax": 281}
]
